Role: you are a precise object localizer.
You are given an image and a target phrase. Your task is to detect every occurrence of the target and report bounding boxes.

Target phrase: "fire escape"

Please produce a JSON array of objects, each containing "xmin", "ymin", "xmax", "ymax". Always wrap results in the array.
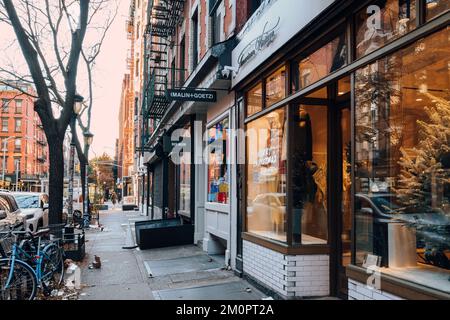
[{"xmin": 139, "ymin": 0, "xmax": 185, "ymax": 153}]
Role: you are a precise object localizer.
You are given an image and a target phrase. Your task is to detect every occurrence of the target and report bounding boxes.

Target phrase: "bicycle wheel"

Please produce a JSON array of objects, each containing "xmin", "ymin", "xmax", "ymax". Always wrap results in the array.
[
  {"xmin": 0, "ymin": 258, "xmax": 37, "ymax": 300},
  {"xmin": 41, "ymin": 243, "xmax": 65, "ymax": 291}
]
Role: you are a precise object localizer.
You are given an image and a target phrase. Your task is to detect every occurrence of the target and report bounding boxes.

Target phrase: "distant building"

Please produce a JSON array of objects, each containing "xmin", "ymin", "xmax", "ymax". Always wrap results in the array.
[{"xmin": 0, "ymin": 82, "xmax": 49, "ymax": 191}]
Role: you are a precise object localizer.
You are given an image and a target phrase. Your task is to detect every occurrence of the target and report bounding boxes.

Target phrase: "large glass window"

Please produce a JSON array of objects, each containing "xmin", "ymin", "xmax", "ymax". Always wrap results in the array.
[
  {"xmin": 265, "ymin": 66, "xmax": 286, "ymax": 108},
  {"xmin": 291, "ymin": 105, "xmax": 328, "ymax": 245},
  {"xmin": 246, "ymin": 83, "xmax": 263, "ymax": 117},
  {"xmin": 178, "ymin": 124, "xmax": 191, "ymax": 216},
  {"xmin": 355, "ymin": 0, "xmax": 417, "ymax": 59},
  {"xmin": 207, "ymin": 118, "xmax": 229, "ymax": 204},
  {"xmin": 294, "ymin": 33, "xmax": 347, "ymax": 91},
  {"xmin": 426, "ymin": 0, "xmax": 450, "ymax": 21},
  {"xmin": 246, "ymin": 108, "xmax": 287, "ymax": 242},
  {"xmin": 354, "ymin": 27, "xmax": 450, "ymax": 293}
]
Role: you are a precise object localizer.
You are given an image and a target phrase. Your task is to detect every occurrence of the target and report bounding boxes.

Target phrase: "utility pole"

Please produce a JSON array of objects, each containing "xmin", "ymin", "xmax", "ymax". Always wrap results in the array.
[
  {"xmin": 67, "ymin": 132, "xmax": 76, "ymax": 225},
  {"xmin": 15, "ymin": 159, "xmax": 19, "ymax": 192}
]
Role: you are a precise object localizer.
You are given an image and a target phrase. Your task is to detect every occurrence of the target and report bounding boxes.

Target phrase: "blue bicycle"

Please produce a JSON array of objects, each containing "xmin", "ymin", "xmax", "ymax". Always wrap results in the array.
[{"xmin": 0, "ymin": 228, "xmax": 65, "ymax": 300}]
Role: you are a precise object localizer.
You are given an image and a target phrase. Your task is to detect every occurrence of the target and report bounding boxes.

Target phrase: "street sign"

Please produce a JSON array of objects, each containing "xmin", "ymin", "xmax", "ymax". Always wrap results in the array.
[{"xmin": 167, "ymin": 89, "xmax": 217, "ymax": 103}]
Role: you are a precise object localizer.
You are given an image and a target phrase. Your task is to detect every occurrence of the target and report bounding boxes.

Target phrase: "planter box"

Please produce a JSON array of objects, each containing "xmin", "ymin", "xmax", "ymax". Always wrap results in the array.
[
  {"xmin": 135, "ymin": 218, "xmax": 194, "ymax": 250},
  {"xmin": 122, "ymin": 204, "xmax": 138, "ymax": 211}
]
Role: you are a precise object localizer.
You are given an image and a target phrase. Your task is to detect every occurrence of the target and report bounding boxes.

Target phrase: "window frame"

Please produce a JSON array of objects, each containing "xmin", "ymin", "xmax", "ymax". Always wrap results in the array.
[
  {"xmin": 15, "ymin": 99, "xmax": 23, "ymax": 114},
  {"xmin": 205, "ymin": 111, "xmax": 231, "ymax": 212}
]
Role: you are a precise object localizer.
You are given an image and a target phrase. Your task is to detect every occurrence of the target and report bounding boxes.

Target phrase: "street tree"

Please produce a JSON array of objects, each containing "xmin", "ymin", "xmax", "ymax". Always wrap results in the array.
[
  {"xmin": 0, "ymin": 0, "xmax": 116, "ymax": 225},
  {"xmin": 89, "ymin": 153, "xmax": 115, "ymax": 200}
]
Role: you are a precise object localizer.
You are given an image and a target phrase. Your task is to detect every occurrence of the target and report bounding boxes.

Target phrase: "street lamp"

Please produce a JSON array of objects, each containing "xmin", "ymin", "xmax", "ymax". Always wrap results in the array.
[
  {"xmin": 82, "ymin": 130, "xmax": 93, "ymax": 228},
  {"xmin": 73, "ymin": 94, "xmax": 84, "ymax": 115},
  {"xmin": 67, "ymin": 94, "xmax": 84, "ymax": 226},
  {"xmin": 83, "ymin": 131, "xmax": 94, "ymax": 147}
]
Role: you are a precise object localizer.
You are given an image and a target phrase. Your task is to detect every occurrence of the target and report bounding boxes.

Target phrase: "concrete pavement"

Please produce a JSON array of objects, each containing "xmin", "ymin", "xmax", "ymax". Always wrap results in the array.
[{"xmin": 78, "ymin": 207, "xmax": 269, "ymax": 300}]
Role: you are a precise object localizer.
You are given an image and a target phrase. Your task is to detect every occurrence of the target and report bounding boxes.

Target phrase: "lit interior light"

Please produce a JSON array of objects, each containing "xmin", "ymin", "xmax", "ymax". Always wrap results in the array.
[{"xmin": 427, "ymin": 0, "xmax": 438, "ymax": 9}]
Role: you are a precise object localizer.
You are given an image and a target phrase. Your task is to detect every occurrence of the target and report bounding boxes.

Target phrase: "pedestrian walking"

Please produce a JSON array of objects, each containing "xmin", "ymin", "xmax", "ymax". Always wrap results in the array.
[{"xmin": 111, "ymin": 192, "xmax": 118, "ymax": 208}]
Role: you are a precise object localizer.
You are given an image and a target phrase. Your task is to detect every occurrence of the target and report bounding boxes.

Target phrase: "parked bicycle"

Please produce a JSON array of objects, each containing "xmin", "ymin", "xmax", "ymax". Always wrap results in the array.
[{"xmin": 0, "ymin": 228, "xmax": 65, "ymax": 300}]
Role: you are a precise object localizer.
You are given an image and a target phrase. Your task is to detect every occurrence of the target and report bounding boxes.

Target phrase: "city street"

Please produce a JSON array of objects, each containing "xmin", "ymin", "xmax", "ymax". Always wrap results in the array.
[
  {"xmin": 78, "ymin": 207, "xmax": 268, "ymax": 301},
  {"xmin": 0, "ymin": 0, "xmax": 449, "ymax": 303}
]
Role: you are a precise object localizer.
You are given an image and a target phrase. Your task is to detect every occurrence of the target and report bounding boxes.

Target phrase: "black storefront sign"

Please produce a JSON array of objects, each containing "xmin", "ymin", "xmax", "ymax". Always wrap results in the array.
[{"xmin": 167, "ymin": 89, "xmax": 217, "ymax": 103}]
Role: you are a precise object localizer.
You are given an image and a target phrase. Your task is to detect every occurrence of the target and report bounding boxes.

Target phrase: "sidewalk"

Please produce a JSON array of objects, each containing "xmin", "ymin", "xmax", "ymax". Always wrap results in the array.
[{"xmin": 78, "ymin": 207, "xmax": 269, "ymax": 300}]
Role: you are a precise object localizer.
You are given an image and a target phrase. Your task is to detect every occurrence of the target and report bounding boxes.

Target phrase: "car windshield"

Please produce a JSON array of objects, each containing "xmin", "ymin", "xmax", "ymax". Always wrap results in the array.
[{"xmin": 14, "ymin": 195, "xmax": 40, "ymax": 209}]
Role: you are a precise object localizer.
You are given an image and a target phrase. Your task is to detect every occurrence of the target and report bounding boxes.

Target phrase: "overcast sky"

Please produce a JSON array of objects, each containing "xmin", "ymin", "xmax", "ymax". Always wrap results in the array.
[
  {"xmin": 0, "ymin": 0, "xmax": 130, "ymax": 160},
  {"xmin": 88, "ymin": 0, "xmax": 129, "ymax": 160}
]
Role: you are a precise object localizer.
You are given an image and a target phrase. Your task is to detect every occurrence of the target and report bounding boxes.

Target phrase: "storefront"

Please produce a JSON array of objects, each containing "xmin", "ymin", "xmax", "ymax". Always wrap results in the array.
[
  {"xmin": 203, "ymin": 92, "xmax": 238, "ymax": 267},
  {"xmin": 233, "ymin": 0, "xmax": 449, "ymax": 299}
]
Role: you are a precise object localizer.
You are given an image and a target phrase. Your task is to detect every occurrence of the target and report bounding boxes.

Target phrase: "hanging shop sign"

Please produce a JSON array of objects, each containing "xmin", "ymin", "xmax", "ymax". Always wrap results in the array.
[
  {"xmin": 231, "ymin": 0, "xmax": 336, "ymax": 87},
  {"xmin": 167, "ymin": 89, "xmax": 217, "ymax": 103}
]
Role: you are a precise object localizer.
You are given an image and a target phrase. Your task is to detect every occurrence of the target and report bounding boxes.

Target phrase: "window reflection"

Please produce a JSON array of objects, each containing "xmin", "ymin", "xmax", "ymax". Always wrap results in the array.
[
  {"xmin": 265, "ymin": 66, "xmax": 286, "ymax": 108},
  {"xmin": 355, "ymin": 0, "xmax": 417, "ymax": 58},
  {"xmin": 292, "ymin": 105, "xmax": 328, "ymax": 245},
  {"xmin": 207, "ymin": 118, "xmax": 229, "ymax": 204},
  {"xmin": 246, "ymin": 109, "xmax": 287, "ymax": 242},
  {"xmin": 246, "ymin": 83, "xmax": 263, "ymax": 117},
  {"xmin": 426, "ymin": 0, "xmax": 450, "ymax": 20},
  {"xmin": 296, "ymin": 33, "xmax": 347, "ymax": 90},
  {"xmin": 355, "ymin": 27, "xmax": 450, "ymax": 293},
  {"xmin": 178, "ymin": 124, "xmax": 191, "ymax": 216}
]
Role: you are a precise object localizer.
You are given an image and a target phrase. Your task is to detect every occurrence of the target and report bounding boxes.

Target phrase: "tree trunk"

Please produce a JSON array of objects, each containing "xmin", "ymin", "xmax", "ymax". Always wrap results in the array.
[{"xmin": 48, "ymin": 136, "xmax": 65, "ymax": 225}]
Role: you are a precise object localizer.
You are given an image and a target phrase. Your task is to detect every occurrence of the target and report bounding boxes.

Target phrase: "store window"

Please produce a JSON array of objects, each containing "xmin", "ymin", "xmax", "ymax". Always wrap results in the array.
[
  {"xmin": 355, "ymin": 0, "xmax": 417, "ymax": 59},
  {"xmin": 207, "ymin": 117, "xmax": 229, "ymax": 204},
  {"xmin": 178, "ymin": 124, "xmax": 191, "ymax": 216},
  {"xmin": 294, "ymin": 32, "xmax": 347, "ymax": 91},
  {"xmin": 426, "ymin": 0, "xmax": 450, "ymax": 20},
  {"xmin": 291, "ymin": 105, "xmax": 328, "ymax": 245},
  {"xmin": 246, "ymin": 108, "xmax": 287, "ymax": 242},
  {"xmin": 354, "ymin": 27, "xmax": 450, "ymax": 293},
  {"xmin": 246, "ymin": 82, "xmax": 263, "ymax": 117},
  {"xmin": 265, "ymin": 66, "xmax": 286, "ymax": 108}
]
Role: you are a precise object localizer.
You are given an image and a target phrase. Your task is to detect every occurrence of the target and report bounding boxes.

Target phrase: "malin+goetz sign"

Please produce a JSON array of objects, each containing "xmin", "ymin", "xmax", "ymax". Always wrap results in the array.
[{"xmin": 167, "ymin": 89, "xmax": 217, "ymax": 103}]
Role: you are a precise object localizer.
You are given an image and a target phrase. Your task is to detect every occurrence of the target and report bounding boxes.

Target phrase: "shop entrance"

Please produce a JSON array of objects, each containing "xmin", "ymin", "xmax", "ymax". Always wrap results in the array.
[
  {"xmin": 331, "ymin": 77, "xmax": 352, "ymax": 299},
  {"xmin": 295, "ymin": 76, "xmax": 351, "ymax": 298}
]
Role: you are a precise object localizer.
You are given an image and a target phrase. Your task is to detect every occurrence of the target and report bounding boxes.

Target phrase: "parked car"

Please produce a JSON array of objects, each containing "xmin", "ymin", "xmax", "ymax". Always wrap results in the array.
[
  {"xmin": 355, "ymin": 193, "xmax": 450, "ymax": 269},
  {"xmin": 12, "ymin": 192, "xmax": 49, "ymax": 232},
  {"xmin": 247, "ymin": 193, "xmax": 286, "ymax": 233},
  {"xmin": 0, "ymin": 192, "xmax": 26, "ymax": 232}
]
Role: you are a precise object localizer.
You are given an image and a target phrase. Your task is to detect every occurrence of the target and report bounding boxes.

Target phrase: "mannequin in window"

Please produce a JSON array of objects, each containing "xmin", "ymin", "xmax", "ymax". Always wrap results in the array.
[{"xmin": 292, "ymin": 107, "xmax": 317, "ymax": 243}]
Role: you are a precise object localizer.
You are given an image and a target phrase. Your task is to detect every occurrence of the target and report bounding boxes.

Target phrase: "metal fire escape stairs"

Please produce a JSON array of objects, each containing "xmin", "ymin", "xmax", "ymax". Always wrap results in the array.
[{"xmin": 139, "ymin": 0, "xmax": 185, "ymax": 154}]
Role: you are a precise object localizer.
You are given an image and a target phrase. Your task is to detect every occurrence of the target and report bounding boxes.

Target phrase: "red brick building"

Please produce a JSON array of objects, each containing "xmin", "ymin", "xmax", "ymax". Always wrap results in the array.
[{"xmin": 0, "ymin": 83, "xmax": 48, "ymax": 191}]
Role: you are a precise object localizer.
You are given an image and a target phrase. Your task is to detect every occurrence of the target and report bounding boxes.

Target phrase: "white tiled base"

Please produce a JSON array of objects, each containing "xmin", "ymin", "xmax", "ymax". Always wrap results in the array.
[
  {"xmin": 348, "ymin": 279, "xmax": 404, "ymax": 300},
  {"xmin": 243, "ymin": 240, "xmax": 329, "ymax": 298}
]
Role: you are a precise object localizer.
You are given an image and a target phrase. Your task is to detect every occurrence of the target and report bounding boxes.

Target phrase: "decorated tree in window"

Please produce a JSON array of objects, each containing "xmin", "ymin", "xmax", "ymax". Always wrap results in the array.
[{"xmin": 395, "ymin": 93, "xmax": 450, "ymax": 210}]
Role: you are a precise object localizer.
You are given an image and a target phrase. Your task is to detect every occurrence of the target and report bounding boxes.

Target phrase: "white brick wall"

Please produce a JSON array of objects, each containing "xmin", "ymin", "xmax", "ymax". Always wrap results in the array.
[
  {"xmin": 243, "ymin": 241, "xmax": 330, "ymax": 298},
  {"xmin": 348, "ymin": 279, "xmax": 404, "ymax": 300}
]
